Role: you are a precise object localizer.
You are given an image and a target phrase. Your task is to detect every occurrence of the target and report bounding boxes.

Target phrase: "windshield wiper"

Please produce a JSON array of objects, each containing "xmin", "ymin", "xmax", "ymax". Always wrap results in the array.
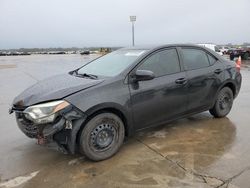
[
  {"xmin": 80, "ymin": 73, "xmax": 98, "ymax": 79},
  {"xmin": 69, "ymin": 69, "xmax": 98, "ymax": 79},
  {"xmin": 76, "ymin": 72, "xmax": 98, "ymax": 79}
]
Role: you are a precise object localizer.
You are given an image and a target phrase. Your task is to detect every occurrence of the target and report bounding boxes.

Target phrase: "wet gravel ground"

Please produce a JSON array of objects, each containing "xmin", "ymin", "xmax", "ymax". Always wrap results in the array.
[{"xmin": 0, "ymin": 54, "xmax": 250, "ymax": 188}]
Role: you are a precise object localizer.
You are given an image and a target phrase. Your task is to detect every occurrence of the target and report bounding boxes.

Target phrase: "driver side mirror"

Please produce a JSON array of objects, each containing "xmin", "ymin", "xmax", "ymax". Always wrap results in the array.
[{"xmin": 131, "ymin": 70, "xmax": 155, "ymax": 82}]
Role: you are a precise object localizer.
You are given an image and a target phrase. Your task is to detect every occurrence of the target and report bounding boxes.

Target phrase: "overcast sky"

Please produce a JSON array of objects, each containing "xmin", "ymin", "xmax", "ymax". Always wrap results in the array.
[{"xmin": 0, "ymin": 0, "xmax": 249, "ymax": 49}]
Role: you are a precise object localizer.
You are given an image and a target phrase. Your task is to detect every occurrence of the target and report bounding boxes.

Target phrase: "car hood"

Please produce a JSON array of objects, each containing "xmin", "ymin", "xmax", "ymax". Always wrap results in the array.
[{"xmin": 13, "ymin": 73, "xmax": 104, "ymax": 107}]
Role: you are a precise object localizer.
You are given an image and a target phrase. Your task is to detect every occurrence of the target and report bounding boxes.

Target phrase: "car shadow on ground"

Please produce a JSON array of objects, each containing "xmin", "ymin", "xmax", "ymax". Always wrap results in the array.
[{"xmin": 9, "ymin": 112, "xmax": 236, "ymax": 188}]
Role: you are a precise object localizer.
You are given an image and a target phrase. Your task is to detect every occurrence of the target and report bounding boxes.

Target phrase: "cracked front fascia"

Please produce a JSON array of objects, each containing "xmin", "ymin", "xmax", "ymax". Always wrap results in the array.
[
  {"xmin": 57, "ymin": 106, "xmax": 87, "ymax": 154},
  {"xmin": 66, "ymin": 117, "xmax": 86, "ymax": 154}
]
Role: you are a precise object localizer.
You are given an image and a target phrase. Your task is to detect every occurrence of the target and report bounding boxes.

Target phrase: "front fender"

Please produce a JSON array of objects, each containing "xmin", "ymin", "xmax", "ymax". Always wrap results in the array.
[{"xmin": 84, "ymin": 102, "xmax": 134, "ymax": 136}]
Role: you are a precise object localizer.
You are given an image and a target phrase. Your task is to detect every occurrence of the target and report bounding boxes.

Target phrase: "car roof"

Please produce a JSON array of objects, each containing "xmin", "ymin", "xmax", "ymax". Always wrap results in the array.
[
  {"xmin": 119, "ymin": 44, "xmax": 224, "ymax": 61},
  {"xmin": 120, "ymin": 44, "xmax": 209, "ymax": 51}
]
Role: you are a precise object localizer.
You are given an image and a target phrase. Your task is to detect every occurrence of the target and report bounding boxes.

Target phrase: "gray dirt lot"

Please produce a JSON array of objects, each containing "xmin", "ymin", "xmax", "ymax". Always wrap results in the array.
[{"xmin": 0, "ymin": 54, "xmax": 250, "ymax": 188}]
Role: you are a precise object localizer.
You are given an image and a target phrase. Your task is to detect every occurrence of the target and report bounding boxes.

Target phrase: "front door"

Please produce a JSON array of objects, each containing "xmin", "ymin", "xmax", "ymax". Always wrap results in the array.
[{"xmin": 129, "ymin": 48, "xmax": 188, "ymax": 130}]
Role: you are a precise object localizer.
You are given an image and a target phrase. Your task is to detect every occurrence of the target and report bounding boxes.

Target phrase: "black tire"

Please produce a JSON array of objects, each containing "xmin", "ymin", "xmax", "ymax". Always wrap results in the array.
[
  {"xmin": 209, "ymin": 87, "xmax": 234, "ymax": 118},
  {"xmin": 243, "ymin": 52, "xmax": 249, "ymax": 60},
  {"xmin": 79, "ymin": 112, "xmax": 125, "ymax": 161}
]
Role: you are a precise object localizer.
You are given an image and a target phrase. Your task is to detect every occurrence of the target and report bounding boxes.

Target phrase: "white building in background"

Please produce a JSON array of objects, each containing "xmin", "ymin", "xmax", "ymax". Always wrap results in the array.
[{"xmin": 198, "ymin": 43, "xmax": 223, "ymax": 56}]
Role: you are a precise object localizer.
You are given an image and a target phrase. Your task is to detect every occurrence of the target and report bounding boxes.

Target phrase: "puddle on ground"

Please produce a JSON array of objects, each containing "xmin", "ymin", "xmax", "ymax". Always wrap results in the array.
[{"xmin": 0, "ymin": 64, "xmax": 17, "ymax": 69}]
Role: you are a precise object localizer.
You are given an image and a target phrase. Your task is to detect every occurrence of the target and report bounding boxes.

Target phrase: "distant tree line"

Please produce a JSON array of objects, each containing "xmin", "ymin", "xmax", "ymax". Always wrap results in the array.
[{"xmin": 0, "ymin": 47, "xmax": 122, "ymax": 53}]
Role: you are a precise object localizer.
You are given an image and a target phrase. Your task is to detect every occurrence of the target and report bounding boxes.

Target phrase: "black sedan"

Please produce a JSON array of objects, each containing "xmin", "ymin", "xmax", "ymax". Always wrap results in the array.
[{"xmin": 10, "ymin": 44, "xmax": 242, "ymax": 161}]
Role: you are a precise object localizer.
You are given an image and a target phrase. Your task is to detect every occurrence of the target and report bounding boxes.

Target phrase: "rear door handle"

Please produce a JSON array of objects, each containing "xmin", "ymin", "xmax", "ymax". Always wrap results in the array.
[
  {"xmin": 175, "ymin": 78, "xmax": 187, "ymax": 85},
  {"xmin": 214, "ymin": 69, "xmax": 222, "ymax": 74}
]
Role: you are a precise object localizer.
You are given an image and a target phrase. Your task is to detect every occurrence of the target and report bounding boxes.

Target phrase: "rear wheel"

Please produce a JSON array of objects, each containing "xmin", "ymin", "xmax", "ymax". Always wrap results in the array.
[
  {"xmin": 209, "ymin": 87, "xmax": 234, "ymax": 118},
  {"xmin": 79, "ymin": 112, "xmax": 125, "ymax": 161}
]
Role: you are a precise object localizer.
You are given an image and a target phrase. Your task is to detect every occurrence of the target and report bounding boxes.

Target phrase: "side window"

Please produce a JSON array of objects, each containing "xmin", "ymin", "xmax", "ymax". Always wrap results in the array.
[
  {"xmin": 207, "ymin": 54, "xmax": 217, "ymax": 65},
  {"xmin": 182, "ymin": 48, "xmax": 210, "ymax": 70},
  {"xmin": 138, "ymin": 49, "xmax": 181, "ymax": 77}
]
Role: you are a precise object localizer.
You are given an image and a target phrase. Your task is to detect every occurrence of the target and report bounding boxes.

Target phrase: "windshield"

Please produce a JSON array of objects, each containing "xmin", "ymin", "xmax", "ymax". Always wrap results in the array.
[{"xmin": 77, "ymin": 50, "xmax": 147, "ymax": 77}]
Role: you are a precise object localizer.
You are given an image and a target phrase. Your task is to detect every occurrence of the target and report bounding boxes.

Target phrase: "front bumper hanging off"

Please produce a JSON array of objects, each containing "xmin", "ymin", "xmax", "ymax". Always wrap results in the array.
[{"xmin": 13, "ymin": 105, "xmax": 87, "ymax": 154}]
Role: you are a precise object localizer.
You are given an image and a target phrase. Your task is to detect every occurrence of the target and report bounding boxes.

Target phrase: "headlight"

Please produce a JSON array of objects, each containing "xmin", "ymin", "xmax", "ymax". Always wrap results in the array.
[{"xmin": 24, "ymin": 100, "xmax": 70, "ymax": 124}]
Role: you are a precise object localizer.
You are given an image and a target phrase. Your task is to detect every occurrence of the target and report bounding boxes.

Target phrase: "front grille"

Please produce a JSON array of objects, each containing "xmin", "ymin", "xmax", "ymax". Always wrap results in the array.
[{"xmin": 15, "ymin": 112, "xmax": 39, "ymax": 138}]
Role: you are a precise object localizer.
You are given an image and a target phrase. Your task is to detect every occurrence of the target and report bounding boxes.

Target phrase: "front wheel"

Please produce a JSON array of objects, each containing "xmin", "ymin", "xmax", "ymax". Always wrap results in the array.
[
  {"xmin": 209, "ymin": 87, "xmax": 234, "ymax": 118},
  {"xmin": 79, "ymin": 112, "xmax": 125, "ymax": 161}
]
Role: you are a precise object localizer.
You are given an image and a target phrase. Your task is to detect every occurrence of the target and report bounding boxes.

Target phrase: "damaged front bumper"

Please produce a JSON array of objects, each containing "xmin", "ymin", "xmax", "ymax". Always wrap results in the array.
[{"xmin": 13, "ymin": 105, "xmax": 87, "ymax": 154}]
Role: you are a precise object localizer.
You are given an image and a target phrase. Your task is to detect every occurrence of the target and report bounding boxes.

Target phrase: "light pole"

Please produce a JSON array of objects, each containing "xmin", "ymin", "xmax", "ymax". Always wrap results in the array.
[{"xmin": 130, "ymin": 16, "xmax": 136, "ymax": 46}]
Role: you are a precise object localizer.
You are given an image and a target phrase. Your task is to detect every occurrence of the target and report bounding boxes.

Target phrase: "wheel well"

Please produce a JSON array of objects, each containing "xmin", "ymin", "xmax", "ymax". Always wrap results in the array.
[
  {"xmin": 98, "ymin": 108, "xmax": 128, "ymax": 136},
  {"xmin": 80, "ymin": 107, "xmax": 129, "ymax": 137},
  {"xmin": 223, "ymin": 82, "xmax": 236, "ymax": 97}
]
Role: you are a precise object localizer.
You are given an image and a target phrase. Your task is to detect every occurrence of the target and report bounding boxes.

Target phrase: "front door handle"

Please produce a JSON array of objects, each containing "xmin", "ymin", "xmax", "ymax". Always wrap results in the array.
[
  {"xmin": 214, "ymin": 69, "xmax": 222, "ymax": 74},
  {"xmin": 175, "ymin": 78, "xmax": 187, "ymax": 85}
]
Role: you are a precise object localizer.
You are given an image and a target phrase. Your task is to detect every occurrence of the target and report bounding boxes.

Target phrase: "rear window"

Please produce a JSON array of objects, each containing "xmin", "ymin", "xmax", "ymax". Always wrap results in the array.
[{"xmin": 182, "ymin": 48, "xmax": 210, "ymax": 70}]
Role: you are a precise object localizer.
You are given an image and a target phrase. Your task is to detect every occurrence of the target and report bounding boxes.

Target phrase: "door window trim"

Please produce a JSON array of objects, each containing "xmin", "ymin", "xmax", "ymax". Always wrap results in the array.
[
  {"xmin": 130, "ymin": 47, "xmax": 183, "ymax": 78},
  {"xmin": 206, "ymin": 53, "xmax": 219, "ymax": 66},
  {"xmin": 180, "ymin": 47, "xmax": 219, "ymax": 71}
]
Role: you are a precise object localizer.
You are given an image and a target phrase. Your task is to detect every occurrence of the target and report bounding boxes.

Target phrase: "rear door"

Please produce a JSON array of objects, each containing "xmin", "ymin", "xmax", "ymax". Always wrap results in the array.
[
  {"xmin": 180, "ymin": 47, "xmax": 225, "ymax": 112},
  {"xmin": 129, "ymin": 48, "xmax": 188, "ymax": 130}
]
